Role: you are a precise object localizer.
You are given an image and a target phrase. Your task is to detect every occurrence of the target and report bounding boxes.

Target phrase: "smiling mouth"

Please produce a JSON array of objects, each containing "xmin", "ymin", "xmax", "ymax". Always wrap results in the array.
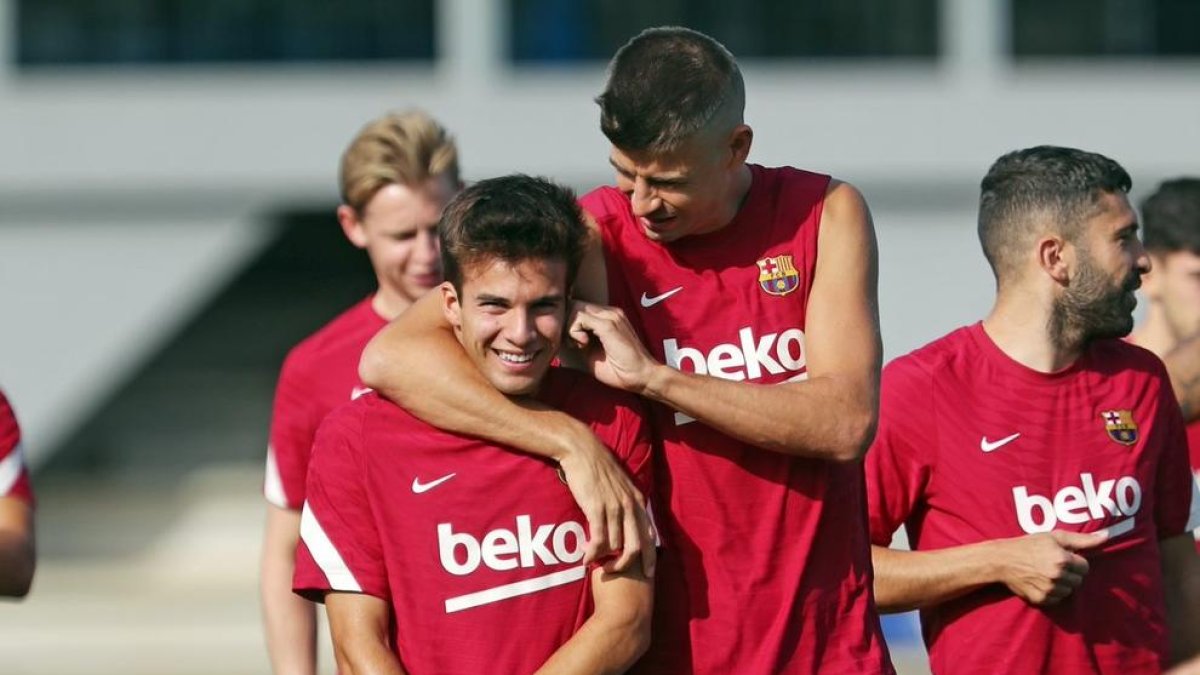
[{"xmin": 495, "ymin": 350, "xmax": 536, "ymax": 365}]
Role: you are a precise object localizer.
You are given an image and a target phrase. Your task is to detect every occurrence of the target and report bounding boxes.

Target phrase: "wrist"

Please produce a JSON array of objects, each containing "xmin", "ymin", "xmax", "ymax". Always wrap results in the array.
[
  {"xmin": 548, "ymin": 417, "xmax": 598, "ymax": 463},
  {"xmin": 974, "ymin": 539, "xmax": 1008, "ymax": 585},
  {"xmin": 639, "ymin": 363, "xmax": 675, "ymax": 400}
]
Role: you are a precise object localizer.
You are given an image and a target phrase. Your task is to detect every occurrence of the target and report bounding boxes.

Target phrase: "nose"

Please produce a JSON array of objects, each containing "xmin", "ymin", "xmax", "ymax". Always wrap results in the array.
[
  {"xmin": 1133, "ymin": 239, "xmax": 1151, "ymax": 276},
  {"xmin": 630, "ymin": 178, "xmax": 660, "ymax": 218},
  {"xmin": 413, "ymin": 227, "xmax": 439, "ymax": 265},
  {"xmin": 504, "ymin": 309, "xmax": 538, "ymax": 348}
]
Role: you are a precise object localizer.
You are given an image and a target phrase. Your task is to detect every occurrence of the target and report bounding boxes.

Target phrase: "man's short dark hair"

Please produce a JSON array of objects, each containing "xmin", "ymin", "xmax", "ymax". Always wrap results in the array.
[
  {"xmin": 440, "ymin": 175, "xmax": 587, "ymax": 292},
  {"xmin": 596, "ymin": 26, "xmax": 745, "ymax": 154},
  {"xmin": 978, "ymin": 145, "xmax": 1132, "ymax": 282},
  {"xmin": 1141, "ymin": 178, "xmax": 1200, "ymax": 254}
]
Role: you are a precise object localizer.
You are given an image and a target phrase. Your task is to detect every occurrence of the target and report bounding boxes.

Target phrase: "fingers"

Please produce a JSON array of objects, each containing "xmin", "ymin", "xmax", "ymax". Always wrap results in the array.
[
  {"xmin": 1052, "ymin": 529, "xmax": 1109, "ymax": 551},
  {"xmin": 637, "ymin": 503, "xmax": 657, "ymax": 578},
  {"xmin": 611, "ymin": 502, "xmax": 641, "ymax": 574},
  {"xmin": 582, "ymin": 503, "xmax": 606, "ymax": 565}
]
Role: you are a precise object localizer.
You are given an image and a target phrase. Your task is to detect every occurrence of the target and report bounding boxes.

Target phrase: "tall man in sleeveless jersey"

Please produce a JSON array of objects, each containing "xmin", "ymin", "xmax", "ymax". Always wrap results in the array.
[
  {"xmin": 867, "ymin": 147, "xmax": 1200, "ymax": 673},
  {"xmin": 360, "ymin": 27, "xmax": 891, "ymax": 673},
  {"xmin": 260, "ymin": 111, "xmax": 461, "ymax": 675}
]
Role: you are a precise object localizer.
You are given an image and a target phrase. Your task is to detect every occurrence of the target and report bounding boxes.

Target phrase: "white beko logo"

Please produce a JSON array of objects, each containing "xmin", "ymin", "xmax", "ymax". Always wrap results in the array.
[
  {"xmin": 437, "ymin": 515, "xmax": 588, "ymax": 613},
  {"xmin": 663, "ymin": 326, "xmax": 807, "ymax": 425},
  {"xmin": 640, "ymin": 286, "xmax": 683, "ymax": 308},
  {"xmin": 1013, "ymin": 473, "xmax": 1142, "ymax": 537}
]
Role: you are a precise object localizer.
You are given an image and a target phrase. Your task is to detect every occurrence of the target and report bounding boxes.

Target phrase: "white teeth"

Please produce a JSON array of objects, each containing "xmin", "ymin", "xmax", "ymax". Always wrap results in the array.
[{"xmin": 497, "ymin": 352, "xmax": 534, "ymax": 364}]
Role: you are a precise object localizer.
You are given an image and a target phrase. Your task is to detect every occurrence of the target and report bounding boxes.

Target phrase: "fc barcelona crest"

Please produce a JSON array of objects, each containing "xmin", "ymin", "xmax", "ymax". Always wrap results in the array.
[
  {"xmin": 756, "ymin": 254, "xmax": 801, "ymax": 297},
  {"xmin": 1101, "ymin": 410, "xmax": 1138, "ymax": 445}
]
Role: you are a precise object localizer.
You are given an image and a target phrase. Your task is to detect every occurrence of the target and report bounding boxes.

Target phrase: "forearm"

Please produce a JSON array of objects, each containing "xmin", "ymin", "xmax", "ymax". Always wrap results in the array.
[
  {"xmin": 0, "ymin": 530, "xmax": 34, "ymax": 597},
  {"xmin": 1162, "ymin": 535, "xmax": 1200, "ymax": 664},
  {"xmin": 360, "ymin": 296, "xmax": 586, "ymax": 461},
  {"xmin": 1161, "ymin": 335, "xmax": 1200, "ymax": 422},
  {"xmin": 872, "ymin": 543, "xmax": 999, "ymax": 613},
  {"xmin": 261, "ymin": 522, "xmax": 316, "ymax": 674},
  {"xmin": 333, "ymin": 639, "xmax": 407, "ymax": 675},
  {"xmin": 642, "ymin": 365, "xmax": 875, "ymax": 461}
]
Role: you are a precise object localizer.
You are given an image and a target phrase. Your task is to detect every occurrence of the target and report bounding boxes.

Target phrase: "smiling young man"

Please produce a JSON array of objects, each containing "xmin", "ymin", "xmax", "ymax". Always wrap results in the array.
[
  {"xmin": 260, "ymin": 111, "xmax": 460, "ymax": 675},
  {"xmin": 293, "ymin": 175, "xmax": 654, "ymax": 675},
  {"xmin": 360, "ymin": 26, "xmax": 890, "ymax": 673},
  {"xmin": 866, "ymin": 147, "xmax": 1200, "ymax": 673}
]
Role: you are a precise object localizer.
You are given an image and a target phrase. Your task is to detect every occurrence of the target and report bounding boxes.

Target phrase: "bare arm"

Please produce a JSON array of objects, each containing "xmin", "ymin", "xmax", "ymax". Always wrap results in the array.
[
  {"xmin": 359, "ymin": 233, "xmax": 652, "ymax": 574},
  {"xmin": 535, "ymin": 563, "xmax": 653, "ymax": 674},
  {"xmin": 872, "ymin": 531, "xmax": 1106, "ymax": 613},
  {"xmin": 0, "ymin": 496, "xmax": 34, "ymax": 598},
  {"xmin": 570, "ymin": 181, "xmax": 881, "ymax": 461},
  {"xmin": 261, "ymin": 504, "xmax": 316, "ymax": 675},
  {"xmin": 325, "ymin": 592, "xmax": 407, "ymax": 675},
  {"xmin": 1159, "ymin": 335, "xmax": 1200, "ymax": 422},
  {"xmin": 1162, "ymin": 534, "xmax": 1200, "ymax": 664}
]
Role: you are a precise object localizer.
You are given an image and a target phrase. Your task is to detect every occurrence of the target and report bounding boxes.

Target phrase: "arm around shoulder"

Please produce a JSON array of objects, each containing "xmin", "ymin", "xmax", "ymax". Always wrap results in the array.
[{"xmin": 535, "ymin": 564, "xmax": 653, "ymax": 674}]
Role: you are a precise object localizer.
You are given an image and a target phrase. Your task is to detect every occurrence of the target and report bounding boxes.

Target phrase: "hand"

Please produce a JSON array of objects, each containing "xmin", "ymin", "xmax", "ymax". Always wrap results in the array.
[
  {"xmin": 993, "ymin": 530, "xmax": 1108, "ymax": 605},
  {"xmin": 556, "ymin": 429, "xmax": 656, "ymax": 578},
  {"xmin": 1166, "ymin": 655, "xmax": 1200, "ymax": 675},
  {"xmin": 568, "ymin": 301, "xmax": 661, "ymax": 395}
]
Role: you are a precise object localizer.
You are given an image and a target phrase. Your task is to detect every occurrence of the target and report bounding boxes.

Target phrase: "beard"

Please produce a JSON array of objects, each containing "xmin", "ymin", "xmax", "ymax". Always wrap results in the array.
[{"xmin": 1050, "ymin": 249, "xmax": 1141, "ymax": 349}]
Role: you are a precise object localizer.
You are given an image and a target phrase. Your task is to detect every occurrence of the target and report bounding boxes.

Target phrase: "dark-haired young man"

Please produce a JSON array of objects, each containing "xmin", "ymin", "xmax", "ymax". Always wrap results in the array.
[
  {"xmin": 1130, "ymin": 178, "xmax": 1200, "ymax": 549},
  {"xmin": 362, "ymin": 26, "xmax": 891, "ymax": 673},
  {"xmin": 866, "ymin": 147, "xmax": 1200, "ymax": 672},
  {"xmin": 294, "ymin": 175, "xmax": 654, "ymax": 675}
]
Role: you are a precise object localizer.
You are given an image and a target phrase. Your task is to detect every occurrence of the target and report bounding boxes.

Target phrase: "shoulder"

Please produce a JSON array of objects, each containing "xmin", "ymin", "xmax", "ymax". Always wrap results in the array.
[
  {"xmin": 883, "ymin": 327, "xmax": 974, "ymax": 393},
  {"xmin": 1089, "ymin": 338, "xmax": 1173, "ymax": 388},
  {"xmin": 543, "ymin": 369, "xmax": 648, "ymax": 446},
  {"xmin": 281, "ymin": 298, "xmax": 379, "ymax": 378},
  {"xmin": 819, "ymin": 178, "xmax": 871, "ymax": 225}
]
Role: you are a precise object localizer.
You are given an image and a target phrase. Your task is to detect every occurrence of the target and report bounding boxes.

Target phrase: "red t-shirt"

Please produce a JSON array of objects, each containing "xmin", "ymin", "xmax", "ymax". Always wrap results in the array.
[
  {"xmin": 0, "ymin": 389, "xmax": 33, "ymax": 504},
  {"xmin": 293, "ymin": 368, "xmax": 653, "ymax": 674},
  {"xmin": 1187, "ymin": 421, "xmax": 1200, "ymax": 549},
  {"xmin": 866, "ymin": 323, "xmax": 1200, "ymax": 674},
  {"xmin": 264, "ymin": 297, "xmax": 387, "ymax": 510},
  {"xmin": 584, "ymin": 164, "xmax": 892, "ymax": 674}
]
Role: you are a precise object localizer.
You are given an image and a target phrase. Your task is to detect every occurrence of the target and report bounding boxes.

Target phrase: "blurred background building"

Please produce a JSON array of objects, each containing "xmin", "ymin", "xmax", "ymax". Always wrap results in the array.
[{"xmin": 0, "ymin": 0, "xmax": 1197, "ymax": 672}]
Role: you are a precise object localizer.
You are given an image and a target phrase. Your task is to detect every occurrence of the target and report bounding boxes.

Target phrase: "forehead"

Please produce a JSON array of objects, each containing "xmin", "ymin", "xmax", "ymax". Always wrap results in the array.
[
  {"xmin": 461, "ymin": 257, "xmax": 568, "ymax": 293},
  {"xmin": 1086, "ymin": 191, "xmax": 1137, "ymax": 232},
  {"xmin": 361, "ymin": 175, "xmax": 459, "ymax": 223},
  {"xmin": 609, "ymin": 136, "xmax": 717, "ymax": 178}
]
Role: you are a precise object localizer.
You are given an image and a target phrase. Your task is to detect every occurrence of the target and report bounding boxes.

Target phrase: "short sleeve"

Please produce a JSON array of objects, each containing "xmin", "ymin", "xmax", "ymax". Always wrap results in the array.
[
  {"xmin": 1150, "ymin": 371, "xmax": 1200, "ymax": 538},
  {"xmin": 293, "ymin": 403, "xmax": 389, "ymax": 602},
  {"xmin": 865, "ymin": 356, "xmax": 934, "ymax": 546},
  {"xmin": 265, "ymin": 351, "xmax": 320, "ymax": 510},
  {"xmin": 0, "ymin": 390, "xmax": 34, "ymax": 506}
]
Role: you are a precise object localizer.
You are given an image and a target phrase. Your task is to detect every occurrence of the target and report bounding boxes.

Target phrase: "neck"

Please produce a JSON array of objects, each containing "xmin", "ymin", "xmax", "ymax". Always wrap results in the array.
[
  {"xmin": 1129, "ymin": 304, "xmax": 1176, "ymax": 358},
  {"xmin": 704, "ymin": 164, "xmax": 754, "ymax": 235},
  {"xmin": 984, "ymin": 285, "xmax": 1086, "ymax": 373},
  {"xmin": 371, "ymin": 288, "xmax": 413, "ymax": 321}
]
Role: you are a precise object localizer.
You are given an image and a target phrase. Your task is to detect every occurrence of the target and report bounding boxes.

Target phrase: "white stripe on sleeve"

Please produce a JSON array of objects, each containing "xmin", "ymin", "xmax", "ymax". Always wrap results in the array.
[
  {"xmin": 300, "ymin": 502, "xmax": 362, "ymax": 592},
  {"xmin": 1187, "ymin": 470, "xmax": 1200, "ymax": 536},
  {"xmin": 0, "ymin": 442, "xmax": 25, "ymax": 496},
  {"xmin": 263, "ymin": 446, "xmax": 290, "ymax": 509}
]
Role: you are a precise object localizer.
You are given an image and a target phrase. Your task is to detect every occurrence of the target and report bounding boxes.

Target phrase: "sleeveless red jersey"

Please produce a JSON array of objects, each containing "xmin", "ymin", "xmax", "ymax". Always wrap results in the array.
[
  {"xmin": 0, "ymin": 389, "xmax": 33, "ymax": 505},
  {"xmin": 583, "ymin": 164, "xmax": 892, "ymax": 674},
  {"xmin": 867, "ymin": 324, "xmax": 1200, "ymax": 673},
  {"xmin": 265, "ymin": 296, "xmax": 387, "ymax": 510}
]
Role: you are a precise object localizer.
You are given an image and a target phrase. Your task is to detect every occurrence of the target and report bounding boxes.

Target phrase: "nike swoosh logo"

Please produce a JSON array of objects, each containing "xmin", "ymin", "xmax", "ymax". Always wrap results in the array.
[
  {"xmin": 412, "ymin": 473, "xmax": 456, "ymax": 494},
  {"xmin": 640, "ymin": 286, "xmax": 683, "ymax": 308},
  {"xmin": 980, "ymin": 433, "xmax": 1020, "ymax": 453},
  {"xmin": 350, "ymin": 386, "xmax": 374, "ymax": 400}
]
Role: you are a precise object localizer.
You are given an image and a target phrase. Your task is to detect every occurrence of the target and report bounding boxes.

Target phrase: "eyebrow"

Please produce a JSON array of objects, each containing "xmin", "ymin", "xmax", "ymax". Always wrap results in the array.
[
  {"xmin": 607, "ymin": 157, "xmax": 688, "ymax": 183},
  {"xmin": 474, "ymin": 293, "xmax": 565, "ymax": 304}
]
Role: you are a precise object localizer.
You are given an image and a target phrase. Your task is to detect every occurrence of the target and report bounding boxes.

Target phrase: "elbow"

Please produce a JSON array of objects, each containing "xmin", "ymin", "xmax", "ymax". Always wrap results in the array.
[
  {"xmin": 827, "ymin": 406, "xmax": 877, "ymax": 463},
  {"xmin": 608, "ymin": 593, "xmax": 654, "ymax": 662},
  {"xmin": 0, "ymin": 556, "xmax": 35, "ymax": 599},
  {"xmin": 357, "ymin": 338, "xmax": 388, "ymax": 390}
]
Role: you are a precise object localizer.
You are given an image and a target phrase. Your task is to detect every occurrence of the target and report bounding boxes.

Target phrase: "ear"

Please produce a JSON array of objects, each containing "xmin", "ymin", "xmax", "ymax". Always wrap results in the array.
[
  {"xmin": 441, "ymin": 282, "xmax": 463, "ymax": 330},
  {"xmin": 1037, "ymin": 235, "xmax": 1072, "ymax": 285},
  {"xmin": 1140, "ymin": 253, "xmax": 1166, "ymax": 300},
  {"xmin": 727, "ymin": 124, "xmax": 753, "ymax": 166},
  {"xmin": 337, "ymin": 205, "xmax": 369, "ymax": 249}
]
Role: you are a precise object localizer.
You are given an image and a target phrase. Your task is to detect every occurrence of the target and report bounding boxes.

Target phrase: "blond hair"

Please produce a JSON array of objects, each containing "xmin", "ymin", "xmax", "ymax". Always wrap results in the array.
[{"xmin": 339, "ymin": 110, "xmax": 460, "ymax": 213}]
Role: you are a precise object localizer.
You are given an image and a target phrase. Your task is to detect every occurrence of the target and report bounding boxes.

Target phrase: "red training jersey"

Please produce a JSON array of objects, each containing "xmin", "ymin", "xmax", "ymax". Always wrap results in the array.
[
  {"xmin": 293, "ymin": 369, "xmax": 653, "ymax": 674},
  {"xmin": 264, "ymin": 296, "xmax": 387, "ymax": 510},
  {"xmin": 1187, "ymin": 420, "xmax": 1200, "ymax": 549},
  {"xmin": 584, "ymin": 164, "xmax": 892, "ymax": 674},
  {"xmin": 866, "ymin": 323, "xmax": 1200, "ymax": 674},
  {"xmin": 0, "ymin": 389, "xmax": 33, "ymax": 504}
]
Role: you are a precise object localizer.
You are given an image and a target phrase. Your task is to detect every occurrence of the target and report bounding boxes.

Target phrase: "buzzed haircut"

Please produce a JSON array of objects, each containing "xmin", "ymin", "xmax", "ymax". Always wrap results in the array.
[
  {"xmin": 596, "ymin": 26, "xmax": 745, "ymax": 154},
  {"xmin": 439, "ymin": 175, "xmax": 587, "ymax": 292},
  {"xmin": 978, "ymin": 145, "xmax": 1132, "ymax": 282},
  {"xmin": 1141, "ymin": 178, "xmax": 1200, "ymax": 254},
  {"xmin": 339, "ymin": 110, "xmax": 460, "ymax": 213}
]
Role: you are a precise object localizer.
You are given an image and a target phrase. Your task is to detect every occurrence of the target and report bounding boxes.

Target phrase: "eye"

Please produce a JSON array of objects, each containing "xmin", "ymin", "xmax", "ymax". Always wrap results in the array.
[{"xmin": 391, "ymin": 230, "xmax": 417, "ymax": 241}]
